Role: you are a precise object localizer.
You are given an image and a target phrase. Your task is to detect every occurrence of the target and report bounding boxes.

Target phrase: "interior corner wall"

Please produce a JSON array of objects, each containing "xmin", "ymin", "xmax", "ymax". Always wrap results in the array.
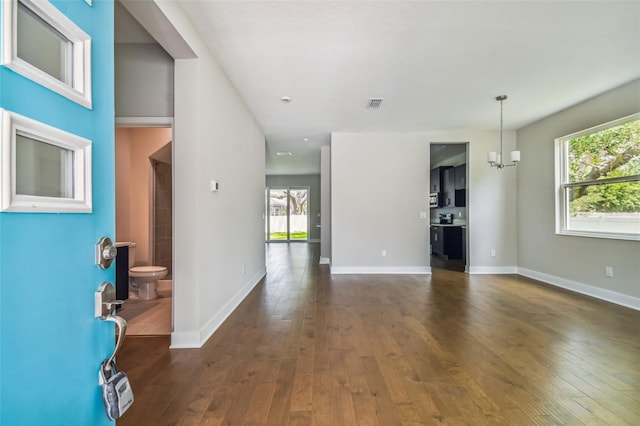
[
  {"xmin": 266, "ymin": 174, "xmax": 322, "ymax": 241},
  {"xmin": 320, "ymin": 145, "xmax": 332, "ymax": 261},
  {"xmin": 517, "ymin": 79, "xmax": 640, "ymax": 305},
  {"xmin": 115, "ymin": 43, "xmax": 174, "ymax": 117},
  {"xmin": 331, "ymin": 130, "xmax": 518, "ymax": 274},
  {"xmin": 127, "ymin": 128, "xmax": 172, "ymax": 266},
  {"xmin": 158, "ymin": 2, "xmax": 267, "ymax": 348},
  {"xmin": 115, "ymin": 128, "xmax": 132, "ymax": 241}
]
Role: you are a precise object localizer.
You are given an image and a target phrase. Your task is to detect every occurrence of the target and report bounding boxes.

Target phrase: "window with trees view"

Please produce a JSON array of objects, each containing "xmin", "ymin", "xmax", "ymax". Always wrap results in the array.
[{"xmin": 555, "ymin": 113, "xmax": 640, "ymax": 240}]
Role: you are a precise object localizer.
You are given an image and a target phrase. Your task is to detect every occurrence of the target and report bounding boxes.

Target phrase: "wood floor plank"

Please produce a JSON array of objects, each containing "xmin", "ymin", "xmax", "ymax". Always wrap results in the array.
[
  {"xmin": 265, "ymin": 358, "xmax": 297, "ymax": 425},
  {"xmin": 328, "ymin": 350, "xmax": 358, "ymax": 425},
  {"xmin": 362, "ymin": 355, "xmax": 404, "ymax": 425},
  {"xmin": 116, "ymin": 243, "xmax": 640, "ymax": 425}
]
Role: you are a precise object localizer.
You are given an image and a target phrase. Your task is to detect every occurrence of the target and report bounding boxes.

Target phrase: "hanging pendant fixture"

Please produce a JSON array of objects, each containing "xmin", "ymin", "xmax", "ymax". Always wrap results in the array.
[{"xmin": 488, "ymin": 95, "xmax": 520, "ymax": 169}]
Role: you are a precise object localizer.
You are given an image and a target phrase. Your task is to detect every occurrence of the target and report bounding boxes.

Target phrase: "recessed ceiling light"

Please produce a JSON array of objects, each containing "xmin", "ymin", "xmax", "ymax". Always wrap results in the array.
[
  {"xmin": 280, "ymin": 96, "xmax": 292, "ymax": 103},
  {"xmin": 276, "ymin": 151, "xmax": 292, "ymax": 156},
  {"xmin": 304, "ymin": 138, "xmax": 309, "ymax": 141}
]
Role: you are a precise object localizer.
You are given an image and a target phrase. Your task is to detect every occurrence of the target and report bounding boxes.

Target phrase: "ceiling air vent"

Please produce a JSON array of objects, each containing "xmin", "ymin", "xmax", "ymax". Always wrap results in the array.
[{"xmin": 367, "ymin": 98, "xmax": 384, "ymax": 109}]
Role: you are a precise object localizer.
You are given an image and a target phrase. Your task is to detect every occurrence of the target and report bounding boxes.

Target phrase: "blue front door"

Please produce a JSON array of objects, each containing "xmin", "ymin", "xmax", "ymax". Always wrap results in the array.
[{"xmin": 0, "ymin": 0, "xmax": 115, "ymax": 424}]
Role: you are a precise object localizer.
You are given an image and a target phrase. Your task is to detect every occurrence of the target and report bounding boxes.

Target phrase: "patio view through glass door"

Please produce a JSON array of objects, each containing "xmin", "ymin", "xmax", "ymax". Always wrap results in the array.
[{"xmin": 267, "ymin": 187, "xmax": 309, "ymax": 241}]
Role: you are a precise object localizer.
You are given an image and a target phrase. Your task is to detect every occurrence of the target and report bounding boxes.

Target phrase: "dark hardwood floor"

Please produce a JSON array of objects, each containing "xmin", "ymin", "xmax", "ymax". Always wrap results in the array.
[{"xmin": 117, "ymin": 243, "xmax": 639, "ymax": 425}]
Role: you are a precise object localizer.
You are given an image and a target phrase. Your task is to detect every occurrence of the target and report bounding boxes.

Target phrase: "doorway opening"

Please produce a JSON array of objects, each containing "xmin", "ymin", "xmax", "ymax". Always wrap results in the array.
[
  {"xmin": 266, "ymin": 186, "xmax": 309, "ymax": 242},
  {"xmin": 115, "ymin": 120, "xmax": 174, "ymax": 336},
  {"xmin": 429, "ymin": 142, "xmax": 469, "ymax": 273}
]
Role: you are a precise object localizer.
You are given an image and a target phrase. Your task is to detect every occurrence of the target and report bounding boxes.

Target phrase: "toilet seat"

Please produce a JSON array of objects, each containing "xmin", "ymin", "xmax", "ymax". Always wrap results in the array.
[
  {"xmin": 129, "ymin": 266, "xmax": 168, "ymax": 300},
  {"xmin": 129, "ymin": 266, "xmax": 167, "ymax": 277}
]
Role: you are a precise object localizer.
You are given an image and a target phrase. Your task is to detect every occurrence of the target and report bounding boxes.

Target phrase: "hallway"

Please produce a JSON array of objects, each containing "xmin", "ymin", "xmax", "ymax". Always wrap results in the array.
[{"xmin": 118, "ymin": 243, "xmax": 639, "ymax": 424}]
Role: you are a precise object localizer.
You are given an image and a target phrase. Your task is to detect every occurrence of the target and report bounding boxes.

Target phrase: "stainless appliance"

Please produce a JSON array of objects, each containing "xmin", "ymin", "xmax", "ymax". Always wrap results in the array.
[
  {"xmin": 429, "ymin": 192, "xmax": 440, "ymax": 208},
  {"xmin": 439, "ymin": 213, "xmax": 453, "ymax": 224}
]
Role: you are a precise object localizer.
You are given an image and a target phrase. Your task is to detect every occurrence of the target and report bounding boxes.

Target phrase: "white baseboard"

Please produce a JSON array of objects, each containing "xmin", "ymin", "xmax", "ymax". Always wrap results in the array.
[
  {"xmin": 330, "ymin": 266, "xmax": 430, "ymax": 275},
  {"xmin": 170, "ymin": 331, "xmax": 200, "ymax": 349},
  {"xmin": 468, "ymin": 266, "xmax": 518, "ymax": 274},
  {"xmin": 518, "ymin": 267, "xmax": 640, "ymax": 311},
  {"xmin": 170, "ymin": 266, "xmax": 267, "ymax": 349},
  {"xmin": 319, "ymin": 257, "xmax": 331, "ymax": 265}
]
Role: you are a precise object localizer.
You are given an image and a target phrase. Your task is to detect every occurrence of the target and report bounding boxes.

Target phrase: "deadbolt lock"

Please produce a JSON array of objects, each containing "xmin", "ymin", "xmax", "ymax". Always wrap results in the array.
[{"xmin": 96, "ymin": 237, "xmax": 117, "ymax": 269}]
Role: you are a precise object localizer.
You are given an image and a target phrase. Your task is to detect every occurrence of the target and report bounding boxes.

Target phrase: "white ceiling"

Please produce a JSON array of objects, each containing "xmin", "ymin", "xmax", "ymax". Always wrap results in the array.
[{"xmin": 119, "ymin": 1, "xmax": 640, "ymax": 175}]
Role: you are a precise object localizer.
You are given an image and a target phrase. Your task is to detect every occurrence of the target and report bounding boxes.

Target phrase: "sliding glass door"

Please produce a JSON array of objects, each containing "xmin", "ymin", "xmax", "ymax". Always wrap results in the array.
[
  {"xmin": 288, "ymin": 187, "xmax": 308, "ymax": 240},
  {"xmin": 266, "ymin": 187, "xmax": 309, "ymax": 242},
  {"xmin": 268, "ymin": 188, "xmax": 289, "ymax": 240}
]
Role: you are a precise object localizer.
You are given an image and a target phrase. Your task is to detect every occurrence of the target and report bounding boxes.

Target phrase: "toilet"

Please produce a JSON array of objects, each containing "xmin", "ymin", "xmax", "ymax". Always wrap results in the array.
[{"xmin": 128, "ymin": 243, "xmax": 168, "ymax": 300}]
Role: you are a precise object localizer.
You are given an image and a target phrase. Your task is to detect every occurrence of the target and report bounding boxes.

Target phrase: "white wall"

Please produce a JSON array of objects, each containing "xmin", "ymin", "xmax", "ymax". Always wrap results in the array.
[
  {"xmin": 115, "ymin": 43, "xmax": 174, "ymax": 117},
  {"xmin": 517, "ymin": 79, "xmax": 640, "ymax": 308},
  {"xmin": 137, "ymin": 1, "xmax": 266, "ymax": 347},
  {"xmin": 320, "ymin": 145, "xmax": 331, "ymax": 263},
  {"xmin": 115, "ymin": 128, "xmax": 131, "ymax": 240},
  {"xmin": 331, "ymin": 130, "xmax": 518, "ymax": 274}
]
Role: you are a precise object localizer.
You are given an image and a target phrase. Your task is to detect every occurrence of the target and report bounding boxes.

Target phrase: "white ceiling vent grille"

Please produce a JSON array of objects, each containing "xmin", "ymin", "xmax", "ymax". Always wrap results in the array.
[{"xmin": 367, "ymin": 98, "xmax": 384, "ymax": 109}]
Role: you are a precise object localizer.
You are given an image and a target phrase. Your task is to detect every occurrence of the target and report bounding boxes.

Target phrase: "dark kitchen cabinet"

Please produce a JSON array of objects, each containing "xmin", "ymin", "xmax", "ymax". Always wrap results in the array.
[
  {"xmin": 442, "ymin": 167, "xmax": 455, "ymax": 207},
  {"xmin": 454, "ymin": 163, "xmax": 466, "ymax": 207},
  {"xmin": 462, "ymin": 226, "xmax": 466, "ymax": 263},
  {"xmin": 430, "ymin": 166, "xmax": 451, "ymax": 207},
  {"xmin": 431, "ymin": 225, "xmax": 463, "ymax": 259},
  {"xmin": 431, "ymin": 226, "xmax": 444, "ymax": 256}
]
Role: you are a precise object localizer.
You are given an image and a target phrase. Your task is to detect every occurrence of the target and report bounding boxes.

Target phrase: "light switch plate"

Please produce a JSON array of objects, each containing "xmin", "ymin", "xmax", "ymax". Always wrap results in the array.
[{"xmin": 419, "ymin": 211, "xmax": 427, "ymax": 219}]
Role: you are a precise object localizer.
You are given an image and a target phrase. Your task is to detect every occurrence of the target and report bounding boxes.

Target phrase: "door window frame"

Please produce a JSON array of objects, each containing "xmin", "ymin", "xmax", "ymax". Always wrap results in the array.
[
  {"xmin": 1, "ymin": 0, "xmax": 92, "ymax": 108},
  {"xmin": 0, "ymin": 108, "xmax": 92, "ymax": 212}
]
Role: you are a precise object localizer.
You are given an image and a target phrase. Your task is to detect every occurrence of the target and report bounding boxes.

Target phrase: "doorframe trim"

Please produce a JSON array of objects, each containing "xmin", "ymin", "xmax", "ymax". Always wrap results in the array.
[{"xmin": 115, "ymin": 116, "xmax": 174, "ymax": 127}]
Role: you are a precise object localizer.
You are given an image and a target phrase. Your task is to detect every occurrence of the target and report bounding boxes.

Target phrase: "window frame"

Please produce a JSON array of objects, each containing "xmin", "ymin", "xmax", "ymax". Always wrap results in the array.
[
  {"xmin": 1, "ymin": 0, "xmax": 92, "ymax": 108},
  {"xmin": 554, "ymin": 113, "xmax": 640, "ymax": 241},
  {"xmin": 0, "ymin": 108, "xmax": 92, "ymax": 212}
]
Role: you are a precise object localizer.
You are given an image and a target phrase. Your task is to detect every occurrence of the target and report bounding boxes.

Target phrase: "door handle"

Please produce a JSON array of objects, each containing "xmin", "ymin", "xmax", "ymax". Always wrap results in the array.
[
  {"xmin": 95, "ymin": 282, "xmax": 127, "ymax": 371},
  {"xmin": 102, "ymin": 314, "xmax": 126, "ymax": 372}
]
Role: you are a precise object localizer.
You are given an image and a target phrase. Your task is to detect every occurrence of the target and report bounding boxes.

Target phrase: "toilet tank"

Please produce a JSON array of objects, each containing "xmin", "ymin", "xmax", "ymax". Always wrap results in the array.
[
  {"xmin": 128, "ymin": 242, "xmax": 137, "ymax": 266},
  {"xmin": 115, "ymin": 242, "xmax": 137, "ymax": 266}
]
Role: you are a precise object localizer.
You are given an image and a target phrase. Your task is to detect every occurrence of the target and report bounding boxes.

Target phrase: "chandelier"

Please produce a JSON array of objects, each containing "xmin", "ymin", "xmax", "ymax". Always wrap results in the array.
[{"xmin": 488, "ymin": 95, "xmax": 520, "ymax": 169}]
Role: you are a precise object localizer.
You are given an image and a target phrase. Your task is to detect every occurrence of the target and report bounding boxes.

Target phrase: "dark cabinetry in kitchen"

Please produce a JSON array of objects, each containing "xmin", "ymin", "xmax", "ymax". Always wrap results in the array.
[
  {"xmin": 430, "ymin": 225, "xmax": 463, "ymax": 259},
  {"xmin": 431, "ymin": 226, "xmax": 444, "ymax": 256},
  {"xmin": 462, "ymin": 226, "xmax": 466, "ymax": 263},
  {"xmin": 454, "ymin": 164, "xmax": 466, "ymax": 207},
  {"xmin": 429, "ymin": 166, "xmax": 451, "ymax": 193},
  {"xmin": 431, "ymin": 164, "xmax": 466, "ymax": 208},
  {"xmin": 442, "ymin": 168, "xmax": 455, "ymax": 207}
]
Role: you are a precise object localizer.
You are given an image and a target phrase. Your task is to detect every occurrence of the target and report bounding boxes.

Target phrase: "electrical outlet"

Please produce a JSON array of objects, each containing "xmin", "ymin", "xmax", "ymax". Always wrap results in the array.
[
  {"xmin": 419, "ymin": 211, "xmax": 427, "ymax": 219},
  {"xmin": 381, "ymin": 250, "xmax": 387, "ymax": 257},
  {"xmin": 605, "ymin": 266, "xmax": 613, "ymax": 278},
  {"xmin": 490, "ymin": 249, "xmax": 496, "ymax": 257}
]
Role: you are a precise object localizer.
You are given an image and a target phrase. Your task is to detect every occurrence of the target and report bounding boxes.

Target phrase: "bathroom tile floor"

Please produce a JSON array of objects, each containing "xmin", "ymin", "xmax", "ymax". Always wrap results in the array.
[{"xmin": 118, "ymin": 281, "xmax": 171, "ymax": 336}]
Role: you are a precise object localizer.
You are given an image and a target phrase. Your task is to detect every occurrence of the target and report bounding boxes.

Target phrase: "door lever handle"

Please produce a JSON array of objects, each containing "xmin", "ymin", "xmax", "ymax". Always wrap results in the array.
[
  {"xmin": 102, "ymin": 314, "xmax": 127, "ymax": 371},
  {"xmin": 95, "ymin": 282, "xmax": 127, "ymax": 371}
]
